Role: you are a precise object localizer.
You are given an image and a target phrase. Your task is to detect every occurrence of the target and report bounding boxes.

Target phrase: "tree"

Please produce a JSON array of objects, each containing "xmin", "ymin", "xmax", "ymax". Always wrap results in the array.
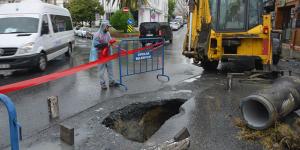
[
  {"xmin": 67, "ymin": 0, "xmax": 104, "ymax": 26},
  {"xmin": 168, "ymin": 0, "xmax": 176, "ymax": 21},
  {"xmin": 106, "ymin": 0, "xmax": 148, "ymax": 10},
  {"xmin": 110, "ymin": 10, "xmax": 134, "ymax": 32}
]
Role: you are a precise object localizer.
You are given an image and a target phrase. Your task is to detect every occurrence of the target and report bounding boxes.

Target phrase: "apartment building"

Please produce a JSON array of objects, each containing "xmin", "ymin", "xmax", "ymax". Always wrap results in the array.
[
  {"xmin": 138, "ymin": 0, "xmax": 168, "ymax": 25},
  {"xmin": 0, "ymin": 0, "xmax": 68, "ymax": 7},
  {"xmin": 274, "ymin": 0, "xmax": 300, "ymax": 51}
]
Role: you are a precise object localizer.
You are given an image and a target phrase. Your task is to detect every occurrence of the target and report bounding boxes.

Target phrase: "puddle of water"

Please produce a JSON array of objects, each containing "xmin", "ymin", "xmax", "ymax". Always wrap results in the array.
[
  {"xmin": 171, "ymin": 90, "xmax": 193, "ymax": 94},
  {"xmin": 102, "ymin": 99, "xmax": 186, "ymax": 143},
  {"xmin": 0, "ymin": 70, "xmax": 13, "ymax": 76},
  {"xmin": 25, "ymin": 141, "xmax": 73, "ymax": 150},
  {"xmin": 182, "ymin": 58, "xmax": 194, "ymax": 65},
  {"xmin": 183, "ymin": 76, "xmax": 201, "ymax": 83}
]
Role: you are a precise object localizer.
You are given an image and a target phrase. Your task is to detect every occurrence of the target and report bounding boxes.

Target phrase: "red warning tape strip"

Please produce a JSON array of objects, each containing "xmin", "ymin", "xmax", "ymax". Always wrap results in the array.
[{"xmin": 0, "ymin": 42, "xmax": 163, "ymax": 94}]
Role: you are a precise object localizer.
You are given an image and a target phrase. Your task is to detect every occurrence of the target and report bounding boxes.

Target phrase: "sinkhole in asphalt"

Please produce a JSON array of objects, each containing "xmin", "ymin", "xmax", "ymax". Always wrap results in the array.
[{"xmin": 102, "ymin": 99, "xmax": 186, "ymax": 143}]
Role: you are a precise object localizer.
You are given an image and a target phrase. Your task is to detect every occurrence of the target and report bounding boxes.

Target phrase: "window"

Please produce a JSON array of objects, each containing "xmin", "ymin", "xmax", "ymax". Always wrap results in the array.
[
  {"xmin": 50, "ymin": 15, "xmax": 73, "ymax": 33},
  {"xmin": 210, "ymin": 0, "xmax": 218, "ymax": 29},
  {"xmin": 248, "ymin": 0, "xmax": 263, "ymax": 28},
  {"xmin": 210, "ymin": 0, "xmax": 263, "ymax": 31},
  {"xmin": 297, "ymin": 13, "xmax": 300, "ymax": 28},
  {"xmin": 41, "ymin": 14, "xmax": 49, "ymax": 35},
  {"xmin": 0, "ymin": 17, "xmax": 39, "ymax": 34},
  {"xmin": 219, "ymin": 0, "xmax": 246, "ymax": 30}
]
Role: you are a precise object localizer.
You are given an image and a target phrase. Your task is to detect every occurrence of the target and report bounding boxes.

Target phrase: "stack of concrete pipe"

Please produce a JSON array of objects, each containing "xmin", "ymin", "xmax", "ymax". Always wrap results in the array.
[{"xmin": 240, "ymin": 76, "xmax": 300, "ymax": 130}]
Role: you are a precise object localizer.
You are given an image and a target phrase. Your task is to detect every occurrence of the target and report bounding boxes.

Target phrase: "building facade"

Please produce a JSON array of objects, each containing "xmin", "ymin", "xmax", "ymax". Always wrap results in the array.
[
  {"xmin": 0, "ymin": 0, "xmax": 68, "ymax": 7},
  {"xmin": 138, "ymin": 0, "xmax": 168, "ymax": 25},
  {"xmin": 45, "ymin": 0, "xmax": 68, "ymax": 7},
  {"xmin": 99, "ymin": 0, "xmax": 119, "ymax": 20},
  {"xmin": 0, "ymin": 0, "xmax": 21, "ymax": 4},
  {"xmin": 275, "ymin": 0, "xmax": 300, "ymax": 52}
]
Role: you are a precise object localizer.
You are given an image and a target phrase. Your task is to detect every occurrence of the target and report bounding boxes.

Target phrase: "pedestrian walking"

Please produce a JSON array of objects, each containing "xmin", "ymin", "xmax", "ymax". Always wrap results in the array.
[{"xmin": 89, "ymin": 22, "xmax": 119, "ymax": 90}]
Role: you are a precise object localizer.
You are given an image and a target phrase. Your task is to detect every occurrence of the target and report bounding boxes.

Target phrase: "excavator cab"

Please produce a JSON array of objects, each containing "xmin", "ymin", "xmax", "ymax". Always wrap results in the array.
[{"xmin": 183, "ymin": 0, "xmax": 276, "ymax": 71}]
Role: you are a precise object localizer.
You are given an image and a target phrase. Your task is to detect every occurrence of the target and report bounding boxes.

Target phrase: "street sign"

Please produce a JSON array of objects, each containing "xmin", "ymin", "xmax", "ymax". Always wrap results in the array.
[
  {"xmin": 127, "ymin": 19, "xmax": 134, "ymax": 33},
  {"xmin": 123, "ymin": 7, "xmax": 129, "ymax": 12},
  {"xmin": 134, "ymin": 51, "xmax": 152, "ymax": 61},
  {"xmin": 127, "ymin": 19, "xmax": 133, "ymax": 25},
  {"xmin": 127, "ymin": 25, "xmax": 133, "ymax": 33}
]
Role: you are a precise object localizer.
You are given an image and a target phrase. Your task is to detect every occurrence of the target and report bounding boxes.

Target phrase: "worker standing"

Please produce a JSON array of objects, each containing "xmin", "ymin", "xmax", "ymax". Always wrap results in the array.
[{"xmin": 89, "ymin": 22, "xmax": 119, "ymax": 90}]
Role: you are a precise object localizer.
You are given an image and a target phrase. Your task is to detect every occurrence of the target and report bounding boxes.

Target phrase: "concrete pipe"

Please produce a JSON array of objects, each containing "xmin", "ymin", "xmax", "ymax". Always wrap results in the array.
[{"xmin": 240, "ymin": 76, "xmax": 300, "ymax": 130}]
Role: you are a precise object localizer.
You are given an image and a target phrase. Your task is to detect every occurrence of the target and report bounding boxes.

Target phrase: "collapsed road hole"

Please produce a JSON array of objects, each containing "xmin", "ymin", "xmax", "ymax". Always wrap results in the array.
[{"xmin": 102, "ymin": 99, "xmax": 186, "ymax": 143}]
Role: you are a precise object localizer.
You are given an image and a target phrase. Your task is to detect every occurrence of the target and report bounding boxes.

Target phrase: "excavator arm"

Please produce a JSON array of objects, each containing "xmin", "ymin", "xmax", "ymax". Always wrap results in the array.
[{"xmin": 183, "ymin": 0, "xmax": 212, "ymax": 62}]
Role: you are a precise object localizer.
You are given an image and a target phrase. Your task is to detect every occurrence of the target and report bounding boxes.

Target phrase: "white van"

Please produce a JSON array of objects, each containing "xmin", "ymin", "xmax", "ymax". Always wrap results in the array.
[{"xmin": 0, "ymin": 0, "xmax": 75, "ymax": 71}]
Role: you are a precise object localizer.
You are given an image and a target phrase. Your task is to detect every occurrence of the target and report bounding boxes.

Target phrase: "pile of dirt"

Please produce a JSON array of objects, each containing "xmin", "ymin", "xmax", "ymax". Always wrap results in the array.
[{"xmin": 233, "ymin": 117, "xmax": 300, "ymax": 150}]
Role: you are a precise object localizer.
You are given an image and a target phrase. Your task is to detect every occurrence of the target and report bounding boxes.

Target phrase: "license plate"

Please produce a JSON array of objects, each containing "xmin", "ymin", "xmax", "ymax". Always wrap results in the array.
[
  {"xmin": 0, "ymin": 64, "xmax": 10, "ymax": 69},
  {"xmin": 146, "ymin": 34, "xmax": 153, "ymax": 37}
]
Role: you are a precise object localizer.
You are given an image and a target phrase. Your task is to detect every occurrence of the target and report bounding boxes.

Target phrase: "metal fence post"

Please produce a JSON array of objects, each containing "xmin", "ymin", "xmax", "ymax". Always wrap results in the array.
[
  {"xmin": 118, "ymin": 42, "xmax": 123, "ymax": 86},
  {"xmin": 118, "ymin": 41, "xmax": 128, "ymax": 90},
  {"xmin": 0, "ymin": 94, "xmax": 21, "ymax": 150},
  {"xmin": 157, "ymin": 39, "xmax": 170, "ymax": 81},
  {"xmin": 118, "ymin": 38, "xmax": 170, "ymax": 90}
]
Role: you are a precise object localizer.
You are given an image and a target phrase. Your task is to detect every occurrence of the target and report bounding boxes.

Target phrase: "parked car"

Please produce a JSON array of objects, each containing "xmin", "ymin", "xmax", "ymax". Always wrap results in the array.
[
  {"xmin": 78, "ymin": 27, "xmax": 89, "ymax": 38},
  {"xmin": 159, "ymin": 22, "xmax": 173, "ymax": 43},
  {"xmin": 170, "ymin": 22, "xmax": 181, "ymax": 31},
  {"xmin": 174, "ymin": 19, "xmax": 183, "ymax": 28},
  {"xmin": 0, "ymin": 0, "xmax": 75, "ymax": 71},
  {"xmin": 74, "ymin": 26, "xmax": 81, "ymax": 36},
  {"xmin": 175, "ymin": 16, "xmax": 184, "ymax": 27},
  {"xmin": 139, "ymin": 22, "xmax": 173, "ymax": 46},
  {"xmin": 86, "ymin": 28, "xmax": 98, "ymax": 39}
]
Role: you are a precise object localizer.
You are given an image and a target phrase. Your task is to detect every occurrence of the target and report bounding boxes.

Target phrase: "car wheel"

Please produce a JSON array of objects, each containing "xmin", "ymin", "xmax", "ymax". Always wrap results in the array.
[
  {"xmin": 36, "ymin": 53, "xmax": 47, "ymax": 72},
  {"xmin": 65, "ymin": 44, "xmax": 72, "ymax": 57},
  {"xmin": 193, "ymin": 58, "xmax": 200, "ymax": 64}
]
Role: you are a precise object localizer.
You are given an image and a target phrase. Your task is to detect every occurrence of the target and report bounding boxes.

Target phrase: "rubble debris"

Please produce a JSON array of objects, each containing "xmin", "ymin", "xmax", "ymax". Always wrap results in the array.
[
  {"xmin": 143, "ymin": 138, "xmax": 190, "ymax": 150},
  {"xmin": 233, "ymin": 117, "xmax": 300, "ymax": 150}
]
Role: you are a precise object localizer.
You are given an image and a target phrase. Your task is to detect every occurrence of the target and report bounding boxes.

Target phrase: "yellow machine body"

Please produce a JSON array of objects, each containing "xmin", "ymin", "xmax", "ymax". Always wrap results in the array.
[{"xmin": 183, "ymin": 0, "xmax": 273, "ymax": 69}]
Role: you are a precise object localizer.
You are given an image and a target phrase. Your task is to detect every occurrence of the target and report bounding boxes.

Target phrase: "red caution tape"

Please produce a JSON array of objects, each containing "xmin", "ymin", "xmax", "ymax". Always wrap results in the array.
[{"xmin": 0, "ymin": 42, "xmax": 163, "ymax": 94}]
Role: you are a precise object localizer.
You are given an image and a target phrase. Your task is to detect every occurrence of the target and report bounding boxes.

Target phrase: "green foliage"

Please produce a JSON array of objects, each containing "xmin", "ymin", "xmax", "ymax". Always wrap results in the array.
[
  {"xmin": 67, "ymin": 0, "xmax": 104, "ymax": 26},
  {"xmin": 168, "ymin": 0, "xmax": 176, "ymax": 21},
  {"xmin": 110, "ymin": 10, "xmax": 134, "ymax": 32}
]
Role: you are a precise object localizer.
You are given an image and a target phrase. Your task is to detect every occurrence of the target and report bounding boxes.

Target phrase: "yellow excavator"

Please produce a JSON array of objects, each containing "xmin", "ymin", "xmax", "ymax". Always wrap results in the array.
[{"xmin": 183, "ymin": 0, "xmax": 279, "ymax": 71}]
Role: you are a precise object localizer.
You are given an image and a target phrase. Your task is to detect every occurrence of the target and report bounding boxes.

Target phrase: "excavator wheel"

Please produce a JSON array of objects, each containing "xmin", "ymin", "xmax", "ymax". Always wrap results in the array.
[
  {"xmin": 193, "ymin": 58, "xmax": 200, "ymax": 64},
  {"xmin": 201, "ymin": 60, "xmax": 218, "ymax": 71}
]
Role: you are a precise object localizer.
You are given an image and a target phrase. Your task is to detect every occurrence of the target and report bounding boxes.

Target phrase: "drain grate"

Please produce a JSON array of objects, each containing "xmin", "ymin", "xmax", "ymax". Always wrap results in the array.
[{"xmin": 102, "ymin": 99, "xmax": 186, "ymax": 143}]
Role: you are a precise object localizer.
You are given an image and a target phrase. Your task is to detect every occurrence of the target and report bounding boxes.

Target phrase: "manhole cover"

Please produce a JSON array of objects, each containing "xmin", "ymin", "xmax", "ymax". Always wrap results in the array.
[{"xmin": 102, "ymin": 99, "xmax": 186, "ymax": 143}]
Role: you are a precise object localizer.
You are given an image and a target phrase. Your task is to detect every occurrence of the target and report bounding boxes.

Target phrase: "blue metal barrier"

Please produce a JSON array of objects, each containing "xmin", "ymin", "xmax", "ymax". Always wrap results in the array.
[
  {"xmin": 118, "ymin": 38, "xmax": 170, "ymax": 90},
  {"xmin": 0, "ymin": 94, "xmax": 22, "ymax": 150}
]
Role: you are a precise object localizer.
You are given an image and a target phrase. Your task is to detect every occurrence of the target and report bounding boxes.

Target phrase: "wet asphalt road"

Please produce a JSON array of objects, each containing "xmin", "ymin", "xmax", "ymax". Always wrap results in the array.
[
  {"xmin": 0, "ymin": 26, "xmax": 203, "ymax": 149},
  {"xmin": 1, "ymin": 25, "xmax": 280, "ymax": 150},
  {"xmin": 13, "ymin": 69, "xmax": 267, "ymax": 150}
]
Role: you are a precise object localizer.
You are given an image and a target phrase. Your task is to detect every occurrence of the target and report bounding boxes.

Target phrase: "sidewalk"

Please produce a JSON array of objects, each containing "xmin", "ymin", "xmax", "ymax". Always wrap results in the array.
[{"xmin": 281, "ymin": 44, "xmax": 300, "ymax": 60}]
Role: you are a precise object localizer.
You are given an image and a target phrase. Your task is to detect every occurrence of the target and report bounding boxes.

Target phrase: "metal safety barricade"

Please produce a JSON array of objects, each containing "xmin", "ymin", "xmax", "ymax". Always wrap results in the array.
[
  {"xmin": 118, "ymin": 38, "xmax": 170, "ymax": 90},
  {"xmin": 0, "ymin": 94, "xmax": 22, "ymax": 150}
]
